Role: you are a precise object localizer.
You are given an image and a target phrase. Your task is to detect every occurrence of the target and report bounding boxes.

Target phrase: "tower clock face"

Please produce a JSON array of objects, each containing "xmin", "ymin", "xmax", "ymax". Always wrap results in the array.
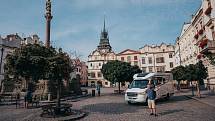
[{"xmin": 101, "ymin": 49, "xmax": 106, "ymax": 53}]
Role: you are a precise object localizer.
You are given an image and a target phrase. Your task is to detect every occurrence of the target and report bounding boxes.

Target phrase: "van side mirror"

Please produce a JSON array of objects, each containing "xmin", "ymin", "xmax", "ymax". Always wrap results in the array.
[{"xmin": 128, "ymin": 84, "xmax": 130, "ymax": 88}]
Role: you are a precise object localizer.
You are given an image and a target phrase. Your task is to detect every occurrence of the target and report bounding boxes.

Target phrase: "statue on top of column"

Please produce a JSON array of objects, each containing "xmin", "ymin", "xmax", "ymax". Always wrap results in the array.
[{"xmin": 46, "ymin": 0, "xmax": 51, "ymax": 13}]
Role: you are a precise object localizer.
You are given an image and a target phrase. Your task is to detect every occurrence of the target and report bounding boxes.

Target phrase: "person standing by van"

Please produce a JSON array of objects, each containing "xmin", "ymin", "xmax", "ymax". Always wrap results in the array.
[
  {"xmin": 146, "ymin": 83, "xmax": 157, "ymax": 116},
  {"xmin": 96, "ymin": 84, "xmax": 101, "ymax": 96}
]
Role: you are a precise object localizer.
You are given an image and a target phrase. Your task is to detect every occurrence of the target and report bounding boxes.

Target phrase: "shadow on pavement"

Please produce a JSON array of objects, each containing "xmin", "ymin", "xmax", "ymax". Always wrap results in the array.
[
  {"xmin": 82, "ymin": 102, "xmax": 145, "ymax": 114},
  {"xmin": 157, "ymin": 95, "xmax": 191, "ymax": 105},
  {"xmin": 159, "ymin": 109, "xmax": 184, "ymax": 116}
]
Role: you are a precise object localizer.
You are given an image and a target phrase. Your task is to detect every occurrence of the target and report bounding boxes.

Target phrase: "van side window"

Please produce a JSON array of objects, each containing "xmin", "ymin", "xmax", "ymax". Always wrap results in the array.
[
  {"xmin": 157, "ymin": 77, "xmax": 163, "ymax": 85},
  {"xmin": 163, "ymin": 78, "xmax": 167, "ymax": 83}
]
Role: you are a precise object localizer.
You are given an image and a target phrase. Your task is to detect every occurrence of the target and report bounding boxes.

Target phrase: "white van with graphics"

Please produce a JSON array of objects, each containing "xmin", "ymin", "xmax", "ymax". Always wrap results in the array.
[{"xmin": 125, "ymin": 73, "xmax": 174, "ymax": 104}]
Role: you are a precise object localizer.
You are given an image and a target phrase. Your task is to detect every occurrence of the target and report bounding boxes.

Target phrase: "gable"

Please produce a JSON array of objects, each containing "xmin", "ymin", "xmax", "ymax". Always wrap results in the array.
[{"xmin": 117, "ymin": 49, "xmax": 140, "ymax": 55}]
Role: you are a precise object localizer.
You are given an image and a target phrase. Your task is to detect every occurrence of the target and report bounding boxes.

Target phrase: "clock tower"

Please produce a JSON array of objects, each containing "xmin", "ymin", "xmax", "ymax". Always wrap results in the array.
[{"xmin": 97, "ymin": 18, "xmax": 112, "ymax": 53}]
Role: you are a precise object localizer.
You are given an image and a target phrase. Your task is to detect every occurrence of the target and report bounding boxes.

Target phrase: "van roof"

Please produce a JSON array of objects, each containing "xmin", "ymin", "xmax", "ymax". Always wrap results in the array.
[{"xmin": 133, "ymin": 73, "xmax": 172, "ymax": 80}]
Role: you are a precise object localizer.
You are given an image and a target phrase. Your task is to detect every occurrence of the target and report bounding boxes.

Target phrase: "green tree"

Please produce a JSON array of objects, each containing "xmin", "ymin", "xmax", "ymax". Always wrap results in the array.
[
  {"xmin": 183, "ymin": 61, "xmax": 208, "ymax": 97},
  {"xmin": 171, "ymin": 66, "xmax": 186, "ymax": 90},
  {"xmin": 195, "ymin": 60, "xmax": 208, "ymax": 97},
  {"xmin": 69, "ymin": 74, "xmax": 82, "ymax": 95},
  {"xmin": 4, "ymin": 44, "xmax": 56, "ymax": 91},
  {"xmin": 47, "ymin": 48, "xmax": 73, "ymax": 108},
  {"xmin": 101, "ymin": 60, "xmax": 141, "ymax": 93}
]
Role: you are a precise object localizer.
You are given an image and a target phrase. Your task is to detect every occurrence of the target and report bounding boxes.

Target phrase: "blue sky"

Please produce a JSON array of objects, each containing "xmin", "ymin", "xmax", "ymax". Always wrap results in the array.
[{"xmin": 0, "ymin": 0, "xmax": 201, "ymax": 60}]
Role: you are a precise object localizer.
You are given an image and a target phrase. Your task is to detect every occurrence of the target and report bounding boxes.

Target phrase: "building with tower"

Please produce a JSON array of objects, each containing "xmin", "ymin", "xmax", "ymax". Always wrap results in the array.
[{"xmin": 87, "ymin": 19, "xmax": 116, "ymax": 87}]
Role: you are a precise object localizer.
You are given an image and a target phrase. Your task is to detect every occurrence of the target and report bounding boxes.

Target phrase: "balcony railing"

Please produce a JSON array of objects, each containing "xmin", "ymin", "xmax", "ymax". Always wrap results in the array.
[{"xmin": 200, "ymin": 39, "xmax": 215, "ymax": 53}]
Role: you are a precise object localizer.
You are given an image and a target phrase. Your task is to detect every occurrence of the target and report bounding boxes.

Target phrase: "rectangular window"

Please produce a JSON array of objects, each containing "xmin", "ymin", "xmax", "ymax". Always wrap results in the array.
[
  {"xmin": 149, "ymin": 67, "xmax": 153, "ymax": 72},
  {"xmin": 97, "ymin": 72, "xmax": 102, "ymax": 77},
  {"xmin": 121, "ymin": 57, "xmax": 124, "ymax": 61},
  {"xmin": 142, "ymin": 67, "xmax": 147, "ymax": 72},
  {"xmin": 170, "ymin": 62, "xmax": 174, "ymax": 68},
  {"xmin": 156, "ymin": 57, "xmax": 165, "ymax": 63},
  {"xmin": 127, "ymin": 56, "xmax": 131, "ymax": 62},
  {"xmin": 156, "ymin": 66, "xmax": 165, "ymax": 72},
  {"xmin": 148, "ymin": 57, "xmax": 152, "ymax": 64},
  {"xmin": 169, "ymin": 53, "xmax": 173, "ymax": 58},
  {"xmin": 91, "ymin": 72, "xmax": 95, "ymax": 78},
  {"xmin": 134, "ymin": 56, "xmax": 138, "ymax": 60},
  {"xmin": 142, "ymin": 57, "xmax": 145, "ymax": 64}
]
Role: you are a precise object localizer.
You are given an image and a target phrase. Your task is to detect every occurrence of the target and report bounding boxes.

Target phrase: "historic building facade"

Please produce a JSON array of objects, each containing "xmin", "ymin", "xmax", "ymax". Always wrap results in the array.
[
  {"xmin": 116, "ymin": 49, "xmax": 141, "ymax": 67},
  {"xmin": 139, "ymin": 43, "xmax": 175, "ymax": 73},
  {"xmin": 0, "ymin": 34, "xmax": 22, "ymax": 93},
  {"xmin": 0, "ymin": 34, "xmax": 44, "ymax": 93},
  {"xmin": 70, "ymin": 59, "xmax": 88, "ymax": 86},
  {"xmin": 175, "ymin": 23, "xmax": 198, "ymax": 67},
  {"xmin": 87, "ymin": 21, "xmax": 116, "ymax": 87},
  {"xmin": 175, "ymin": 0, "xmax": 215, "ymax": 89}
]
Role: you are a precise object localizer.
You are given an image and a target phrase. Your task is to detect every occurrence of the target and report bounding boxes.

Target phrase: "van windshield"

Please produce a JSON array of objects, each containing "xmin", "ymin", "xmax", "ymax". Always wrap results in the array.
[{"xmin": 129, "ymin": 80, "xmax": 149, "ymax": 89}]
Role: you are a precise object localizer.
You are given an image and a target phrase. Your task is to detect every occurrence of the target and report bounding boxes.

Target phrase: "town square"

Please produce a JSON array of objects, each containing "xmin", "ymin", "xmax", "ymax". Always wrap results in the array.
[{"xmin": 0, "ymin": 0, "xmax": 215, "ymax": 121}]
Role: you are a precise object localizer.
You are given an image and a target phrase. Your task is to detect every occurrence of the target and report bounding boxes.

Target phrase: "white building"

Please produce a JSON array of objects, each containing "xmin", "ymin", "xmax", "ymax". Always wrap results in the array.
[
  {"xmin": 22, "ymin": 34, "xmax": 43, "ymax": 45},
  {"xmin": 175, "ymin": 0, "xmax": 215, "ymax": 89},
  {"xmin": 140, "ymin": 43, "xmax": 175, "ymax": 73},
  {"xmin": 87, "ymin": 20, "xmax": 116, "ymax": 87},
  {"xmin": 175, "ymin": 23, "xmax": 199, "ymax": 67}
]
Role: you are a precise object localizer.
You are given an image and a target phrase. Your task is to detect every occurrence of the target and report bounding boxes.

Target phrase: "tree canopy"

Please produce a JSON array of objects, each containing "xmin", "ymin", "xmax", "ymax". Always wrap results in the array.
[
  {"xmin": 171, "ymin": 65, "xmax": 186, "ymax": 82},
  {"xmin": 4, "ymin": 44, "xmax": 56, "ymax": 82},
  {"xmin": 4, "ymin": 44, "xmax": 73, "ymax": 92},
  {"xmin": 101, "ymin": 60, "xmax": 141, "ymax": 92}
]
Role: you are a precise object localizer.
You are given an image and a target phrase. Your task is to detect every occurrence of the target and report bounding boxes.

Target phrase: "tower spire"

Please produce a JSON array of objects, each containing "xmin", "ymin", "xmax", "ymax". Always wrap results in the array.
[{"xmin": 103, "ymin": 16, "xmax": 106, "ymax": 32}]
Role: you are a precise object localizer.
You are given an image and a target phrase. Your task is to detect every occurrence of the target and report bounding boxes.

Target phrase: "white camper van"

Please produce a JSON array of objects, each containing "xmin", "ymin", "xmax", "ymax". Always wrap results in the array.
[{"xmin": 125, "ymin": 73, "xmax": 174, "ymax": 104}]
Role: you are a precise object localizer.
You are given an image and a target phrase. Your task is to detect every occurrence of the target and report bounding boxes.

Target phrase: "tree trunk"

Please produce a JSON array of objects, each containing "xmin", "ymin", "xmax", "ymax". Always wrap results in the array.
[
  {"xmin": 197, "ymin": 81, "xmax": 201, "ymax": 98},
  {"xmin": 118, "ymin": 82, "xmax": 121, "ymax": 94},
  {"xmin": 177, "ymin": 80, "xmax": 181, "ymax": 90},
  {"xmin": 191, "ymin": 81, "xmax": 194, "ymax": 96},
  {"xmin": 0, "ymin": 80, "xmax": 4, "ymax": 93},
  {"xmin": 57, "ymin": 80, "xmax": 61, "ymax": 108}
]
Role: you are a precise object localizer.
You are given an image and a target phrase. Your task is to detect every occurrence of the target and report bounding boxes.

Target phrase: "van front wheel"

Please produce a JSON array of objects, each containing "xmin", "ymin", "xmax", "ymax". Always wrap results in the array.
[{"xmin": 127, "ymin": 101, "xmax": 132, "ymax": 105}]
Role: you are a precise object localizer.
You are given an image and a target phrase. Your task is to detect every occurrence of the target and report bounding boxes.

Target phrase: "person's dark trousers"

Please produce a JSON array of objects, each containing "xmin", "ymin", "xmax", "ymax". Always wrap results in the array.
[{"xmin": 98, "ymin": 91, "xmax": 100, "ymax": 96}]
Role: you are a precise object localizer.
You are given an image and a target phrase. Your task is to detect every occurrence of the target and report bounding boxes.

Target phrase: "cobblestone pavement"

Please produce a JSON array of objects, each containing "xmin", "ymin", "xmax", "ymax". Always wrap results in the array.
[
  {"xmin": 72, "ymin": 92, "xmax": 215, "ymax": 121},
  {"xmin": 0, "ymin": 89, "xmax": 215, "ymax": 121}
]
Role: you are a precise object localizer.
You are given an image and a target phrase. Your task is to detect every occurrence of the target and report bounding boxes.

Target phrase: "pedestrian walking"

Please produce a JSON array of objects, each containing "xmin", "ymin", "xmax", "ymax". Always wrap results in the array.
[
  {"xmin": 96, "ymin": 84, "xmax": 101, "ymax": 96},
  {"xmin": 146, "ymin": 83, "xmax": 157, "ymax": 116},
  {"xmin": 15, "ymin": 93, "xmax": 20, "ymax": 109},
  {"xmin": 23, "ymin": 89, "xmax": 28, "ymax": 108}
]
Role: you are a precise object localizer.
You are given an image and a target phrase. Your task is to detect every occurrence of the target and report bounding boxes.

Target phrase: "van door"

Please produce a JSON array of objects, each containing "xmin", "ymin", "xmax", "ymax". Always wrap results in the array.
[{"xmin": 153, "ymin": 78, "xmax": 165, "ymax": 99}]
